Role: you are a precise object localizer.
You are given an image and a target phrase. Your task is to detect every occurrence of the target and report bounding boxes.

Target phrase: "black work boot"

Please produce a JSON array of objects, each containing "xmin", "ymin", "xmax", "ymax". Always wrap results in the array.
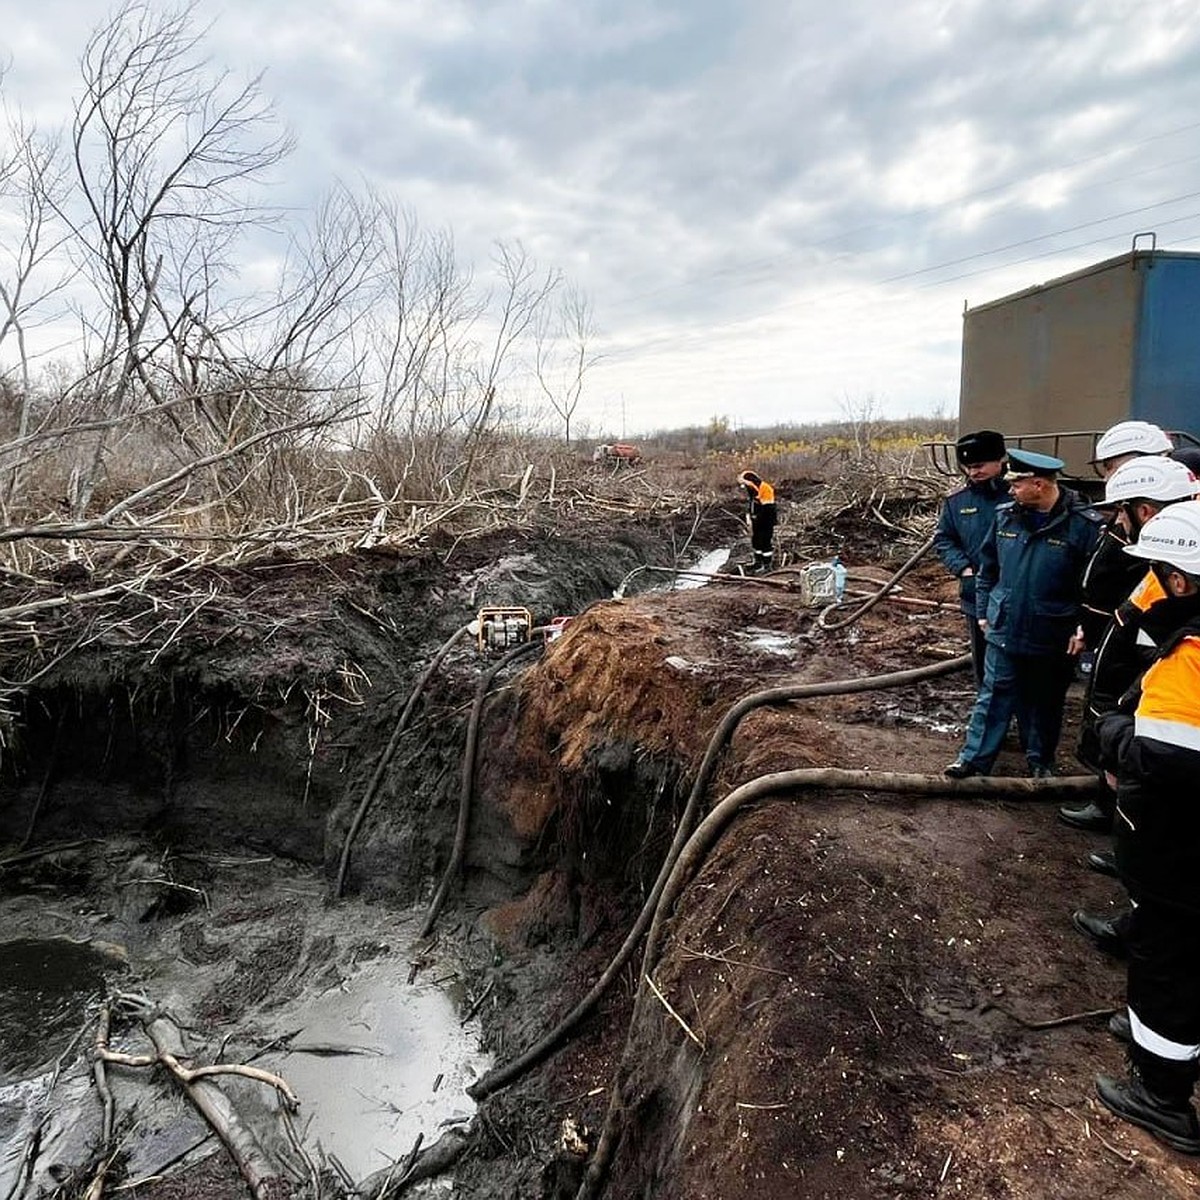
[
  {"xmin": 754, "ymin": 551, "xmax": 774, "ymax": 574},
  {"xmin": 1058, "ymin": 801, "xmax": 1112, "ymax": 833},
  {"xmin": 1071, "ymin": 909, "xmax": 1129, "ymax": 959},
  {"xmin": 944, "ymin": 759, "xmax": 985, "ymax": 779},
  {"xmin": 1087, "ymin": 850, "xmax": 1118, "ymax": 878},
  {"xmin": 1097, "ymin": 1049, "xmax": 1200, "ymax": 1155}
]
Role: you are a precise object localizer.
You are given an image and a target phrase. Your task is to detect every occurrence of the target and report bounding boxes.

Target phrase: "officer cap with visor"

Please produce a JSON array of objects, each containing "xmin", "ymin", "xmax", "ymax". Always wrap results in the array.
[{"xmin": 1006, "ymin": 447, "xmax": 1064, "ymax": 479}]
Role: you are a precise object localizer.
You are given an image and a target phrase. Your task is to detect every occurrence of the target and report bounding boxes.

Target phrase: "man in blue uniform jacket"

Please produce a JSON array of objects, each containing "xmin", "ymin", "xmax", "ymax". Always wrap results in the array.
[
  {"xmin": 934, "ymin": 430, "xmax": 1010, "ymax": 684},
  {"xmin": 946, "ymin": 448, "xmax": 1103, "ymax": 779}
]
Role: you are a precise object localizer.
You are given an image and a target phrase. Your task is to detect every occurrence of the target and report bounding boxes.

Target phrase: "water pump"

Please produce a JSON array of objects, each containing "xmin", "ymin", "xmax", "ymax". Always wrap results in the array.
[{"xmin": 473, "ymin": 606, "xmax": 533, "ymax": 652}]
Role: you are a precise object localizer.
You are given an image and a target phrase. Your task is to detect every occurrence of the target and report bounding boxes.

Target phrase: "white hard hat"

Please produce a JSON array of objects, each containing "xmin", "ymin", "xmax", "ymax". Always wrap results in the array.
[
  {"xmin": 1103, "ymin": 456, "xmax": 1200, "ymax": 505},
  {"xmin": 1091, "ymin": 420, "xmax": 1174, "ymax": 462},
  {"xmin": 1125, "ymin": 500, "xmax": 1200, "ymax": 574}
]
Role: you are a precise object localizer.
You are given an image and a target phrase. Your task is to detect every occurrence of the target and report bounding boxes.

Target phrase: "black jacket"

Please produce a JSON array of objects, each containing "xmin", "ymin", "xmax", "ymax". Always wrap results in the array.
[
  {"xmin": 1098, "ymin": 605, "xmax": 1200, "ymax": 914},
  {"xmin": 1078, "ymin": 523, "xmax": 1147, "ymax": 648}
]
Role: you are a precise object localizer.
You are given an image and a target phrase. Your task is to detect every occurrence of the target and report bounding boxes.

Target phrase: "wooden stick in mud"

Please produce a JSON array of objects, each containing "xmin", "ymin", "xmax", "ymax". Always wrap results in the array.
[{"xmin": 94, "ymin": 999, "xmax": 300, "ymax": 1200}]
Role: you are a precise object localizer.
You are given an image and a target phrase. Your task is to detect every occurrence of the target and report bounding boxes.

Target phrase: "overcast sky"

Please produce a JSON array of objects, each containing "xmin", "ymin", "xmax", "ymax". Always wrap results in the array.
[{"xmin": 5, "ymin": 0, "xmax": 1200, "ymax": 434}]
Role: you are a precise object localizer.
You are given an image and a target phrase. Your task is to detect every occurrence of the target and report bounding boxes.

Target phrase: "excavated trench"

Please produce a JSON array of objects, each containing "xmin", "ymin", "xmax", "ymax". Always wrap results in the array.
[{"xmin": 0, "ymin": 521, "xmax": 714, "ymax": 1199}]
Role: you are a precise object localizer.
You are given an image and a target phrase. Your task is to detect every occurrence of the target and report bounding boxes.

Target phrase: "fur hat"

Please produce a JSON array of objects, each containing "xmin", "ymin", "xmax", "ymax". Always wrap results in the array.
[{"xmin": 954, "ymin": 430, "xmax": 1006, "ymax": 466}]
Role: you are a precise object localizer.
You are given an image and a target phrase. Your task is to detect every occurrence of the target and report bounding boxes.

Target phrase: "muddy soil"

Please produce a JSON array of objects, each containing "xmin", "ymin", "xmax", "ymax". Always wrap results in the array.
[{"xmin": 2, "ymin": 490, "xmax": 1198, "ymax": 1199}]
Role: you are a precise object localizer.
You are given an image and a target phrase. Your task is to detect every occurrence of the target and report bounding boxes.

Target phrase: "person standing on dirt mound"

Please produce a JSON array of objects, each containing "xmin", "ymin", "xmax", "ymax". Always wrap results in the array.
[
  {"xmin": 1068, "ymin": 421, "xmax": 1176, "ymax": 685},
  {"xmin": 1060, "ymin": 422, "xmax": 1178, "ymax": 837},
  {"xmin": 1089, "ymin": 419, "xmax": 1175, "ymax": 480},
  {"xmin": 933, "ymin": 430, "xmax": 1009, "ymax": 685},
  {"xmin": 1061, "ymin": 456, "xmax": 1200, "ymax": 847},
  {"xmin": 1093, "ymin": 501, "xmax": 1200, "ymax": 1155},
  {"xmin": 944, "ymin": 448, "xmax": 1102, "ymax": 780},
  {"xmin": 1066, "ymin": 458, "xmax": 1200, "ymax": 958},
  {"xmin": 737, "ymin": 470, "xmax": 777, "ymax": 574}
]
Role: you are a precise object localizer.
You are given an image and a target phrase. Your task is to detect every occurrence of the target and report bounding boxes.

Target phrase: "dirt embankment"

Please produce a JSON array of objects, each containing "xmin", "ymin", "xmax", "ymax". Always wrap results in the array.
[{"xmin": 3, "ymin": 493, "xmax": 1199, "ymax": 1199}]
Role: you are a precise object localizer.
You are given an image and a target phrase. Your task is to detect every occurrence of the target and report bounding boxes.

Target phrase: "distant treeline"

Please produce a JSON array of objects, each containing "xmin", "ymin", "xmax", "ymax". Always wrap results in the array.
[{"xmin": 633, "ymin": 414, "xmax": 955, "ymax": 456}]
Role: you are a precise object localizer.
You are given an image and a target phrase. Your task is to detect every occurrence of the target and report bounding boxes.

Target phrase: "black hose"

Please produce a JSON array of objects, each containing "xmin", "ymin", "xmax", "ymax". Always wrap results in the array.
[
  {"xmin": 334, "ymin": 624, "xmax": 471, "ymax": 899},
  {"xmin": 817, "ymin": 532, "xmax": 936, "ymax": 631},
  {"xmin": 420, "ymin": 637, "xmax": 545, "ymax": 939},
  {"xmin": 577, "ymin": 765, "xmax": 1099, "ymax": 1199},
  {"xmin": 467, "ymin": 653, "xmax": 970, "ymax": 1101}
]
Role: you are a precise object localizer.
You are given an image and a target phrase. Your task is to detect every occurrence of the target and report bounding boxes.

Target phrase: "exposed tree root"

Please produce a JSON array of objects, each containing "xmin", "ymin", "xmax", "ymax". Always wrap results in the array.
[
  {"xmin": 420, "ymin": 637, "xmax": 544, "ymax": 939},
  {"xmin": 334, "ymin": 623, "xmax": 470, "ymax": 898}
]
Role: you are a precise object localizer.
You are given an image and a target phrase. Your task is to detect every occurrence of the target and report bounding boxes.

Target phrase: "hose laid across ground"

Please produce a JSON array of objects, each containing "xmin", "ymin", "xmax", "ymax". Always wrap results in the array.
[
  {"xmin": 576, "ymin": 766, "xmax": 1100, "ymax": 1199},
  {"xmin": 334, "ymin": 624, "xmax": 471, "ymax": 899},
  {"xmin": 817, "ymin": 532, "xmax": 936, "ymax": 631},
  {"xmin": 420, "ymin": 636, "xmax": 546, "ymax": 939},
  {"xmin": 467, "ymin": 653, "xmax": 971, "ymax": 1101}
]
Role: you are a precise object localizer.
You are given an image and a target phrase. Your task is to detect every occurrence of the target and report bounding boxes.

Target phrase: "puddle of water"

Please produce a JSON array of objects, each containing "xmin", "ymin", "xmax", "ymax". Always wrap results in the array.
[
  {"xmin": 261, "ymin": 960, "xmax": 490, "ymax": 1179},
  {"xmin": 671, "ymin": 547, "xmax": 731, "ymax": 589},
  {"xmin": 733, "ymin": 628, "xmax": 799, "ymax": 657},
  {"xmin": 0, "ymin": 938, "xmax": 113, "ymax": 1082}
]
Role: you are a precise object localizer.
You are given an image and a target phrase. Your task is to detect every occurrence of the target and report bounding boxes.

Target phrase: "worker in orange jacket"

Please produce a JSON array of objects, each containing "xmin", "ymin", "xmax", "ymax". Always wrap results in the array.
[
  {"xmin": 1094, "ymin": 500, "xmax": 1200, "ymax": 1154},
  {"xmin": 738, "ymin": 470, "xmax": 777, "ymax": 573}
]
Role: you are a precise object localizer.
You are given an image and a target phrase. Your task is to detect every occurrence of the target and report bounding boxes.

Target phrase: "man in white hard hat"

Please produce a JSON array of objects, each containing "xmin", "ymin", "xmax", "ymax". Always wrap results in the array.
[
  {"xmin": 1060, "ymin": 420, "xmax": 1177, "ymax": 833},
  {"xmin": 1088, "ymin": 420, "xmax": 1174, "ymax": 480},
  {"xmin": 1093, "ymin": 500, "xmax": 1200, "ymax": 1154},
  {"xmin": 1062, "ymin": 456, "xmax": 1200, "ymax": 840},
  {"xmin": 1063, "ymin": 459, "xmax": 1200, "ymax": 964}
]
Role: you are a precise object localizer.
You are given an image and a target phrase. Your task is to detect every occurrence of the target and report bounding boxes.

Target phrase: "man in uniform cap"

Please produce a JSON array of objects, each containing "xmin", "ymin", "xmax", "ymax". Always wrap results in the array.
[
  {"xmin": 945, "ymin": 447, "xmax": 1102, "ymax": 779},
  {"xmin": 934, "ymin": 431, "xmax": 1010, "ymax": 684}
]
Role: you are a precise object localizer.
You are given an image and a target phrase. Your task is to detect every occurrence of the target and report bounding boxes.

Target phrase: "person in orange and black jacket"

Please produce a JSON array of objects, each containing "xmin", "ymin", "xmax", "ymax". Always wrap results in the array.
[
  {"xmin": 1061, "ymin": 456, "xmax": 1200, "ymax": 841},
  {"xmin": 1092, "ymin": 500, "xmax": 1200, "ymax": 1155},
  {"xmin": 737, "ymin": 470, "xmax": 777, "ymax": 573},
  {"xmin": 933, "ymin": 430, "xmax": 1009, "ymax": 685}
]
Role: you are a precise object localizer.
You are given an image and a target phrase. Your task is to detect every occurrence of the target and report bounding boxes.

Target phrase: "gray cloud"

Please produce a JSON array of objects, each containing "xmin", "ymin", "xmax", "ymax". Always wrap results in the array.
[{"xmin": 3, "ymin": 0, "xmax": 1200, "ymax": 427}]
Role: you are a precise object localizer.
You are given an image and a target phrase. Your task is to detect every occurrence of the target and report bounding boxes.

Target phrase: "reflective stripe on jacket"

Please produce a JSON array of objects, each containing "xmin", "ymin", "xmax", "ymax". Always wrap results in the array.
[
  {"xmin": 1098, "ymin": 612, "xmax": 1200, "ymax": 914},
  {"xmin": 1135, "ymin": 637, "xmax": 1200, "ymax": 751}
]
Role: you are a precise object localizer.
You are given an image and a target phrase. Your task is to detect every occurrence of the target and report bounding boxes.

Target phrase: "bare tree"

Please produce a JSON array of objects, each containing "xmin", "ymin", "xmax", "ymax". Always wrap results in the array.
[
  {"xmin": 458, "ymin": 242, "xmax": 559, "ymax": 493},
  {"xmin": 534, "ymin": 284, "xmax": 600, "ymax": 446},
  {"xmin": 62, "ymin": 0, "xmax": 293, "ymax": 511},
  {"xmin": 838, "ymin": 392, "xmax": 882, "ymax": 461},
  {"xmin": 0, "ymin": 115, "xmax": 74, "ymax": 503}
]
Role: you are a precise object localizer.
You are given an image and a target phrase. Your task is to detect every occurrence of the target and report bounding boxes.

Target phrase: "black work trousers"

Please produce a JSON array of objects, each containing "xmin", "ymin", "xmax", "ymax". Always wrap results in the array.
[
  {"xmin": 1126, "ymin": 898, "xmax": 1200, "ymax": 1065},
  {"xmin": 750, "ymin": 506, "xmax": 776, "ymax": 554}
]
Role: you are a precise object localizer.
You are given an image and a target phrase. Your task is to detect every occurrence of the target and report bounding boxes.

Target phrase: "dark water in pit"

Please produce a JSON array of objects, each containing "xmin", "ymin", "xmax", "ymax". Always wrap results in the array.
[{"xmin": 0, "ymin": 938, "xmax": 111, "ymax": 1081}]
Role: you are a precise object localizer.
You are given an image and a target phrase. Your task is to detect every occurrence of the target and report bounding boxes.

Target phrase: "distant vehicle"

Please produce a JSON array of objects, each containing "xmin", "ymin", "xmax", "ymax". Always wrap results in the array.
[
  {"xmin": 592, "ymin": 442, "xmax": 642, "ymax": 466},
  {"xmin": 929, "ymin": 235, "xmax": 1200, "ymax": 482}
]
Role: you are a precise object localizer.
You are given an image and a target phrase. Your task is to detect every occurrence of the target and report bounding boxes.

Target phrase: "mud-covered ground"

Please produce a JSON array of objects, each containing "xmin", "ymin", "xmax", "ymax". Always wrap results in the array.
[{"xmin": 2, "ymin": 487, "xmax": 1198, "ymax": 1199}]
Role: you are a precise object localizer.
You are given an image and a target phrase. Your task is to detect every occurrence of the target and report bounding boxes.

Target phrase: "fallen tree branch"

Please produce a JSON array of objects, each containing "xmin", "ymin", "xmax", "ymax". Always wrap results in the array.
[
  {"xmin": 355, "ymin": 1127, "xmax": 473, "ymax": 1199},
  {"xmin": 96, "ymin": 996, "xmax": 300, "ymax": 1199}
]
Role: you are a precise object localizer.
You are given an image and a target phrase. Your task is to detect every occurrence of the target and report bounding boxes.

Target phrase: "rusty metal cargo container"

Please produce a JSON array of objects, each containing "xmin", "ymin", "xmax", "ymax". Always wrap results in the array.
[{"xmin": 959, "ymin": 244, "xmax": 1200, "ymax": 475}]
